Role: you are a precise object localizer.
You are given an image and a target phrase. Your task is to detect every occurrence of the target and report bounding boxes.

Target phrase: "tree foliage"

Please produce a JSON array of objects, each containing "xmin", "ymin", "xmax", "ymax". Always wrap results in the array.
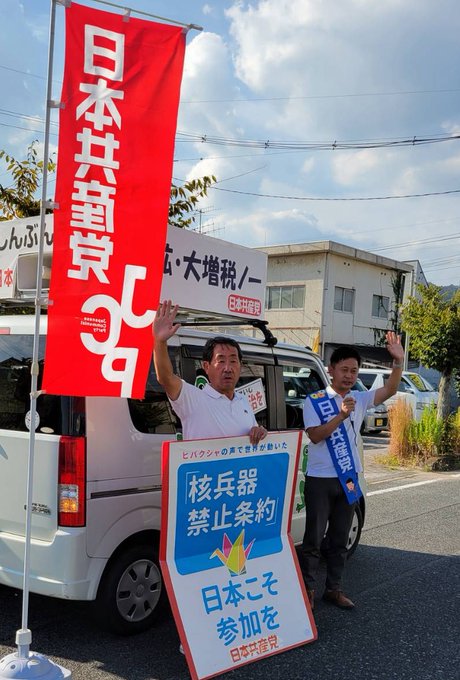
[
  {"xmin": 1, "ymin": 142, "xmax": 216, "ymax": 229},
  {"xmin": 401, "ymin": 283, "xmax": 460, "ymax": 418},
  {"xmin": 168, "ymin": 175, "xmax": 216, "ymax": 228},
  {"xmin": 0, "ymin": 141, "xmax": 56, "ymax": 220}
]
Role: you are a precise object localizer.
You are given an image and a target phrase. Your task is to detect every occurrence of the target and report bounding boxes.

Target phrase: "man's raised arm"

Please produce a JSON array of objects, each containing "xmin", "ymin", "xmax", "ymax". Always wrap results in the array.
[
  {"xmin": 373, "ymin": 331, "xmax": 405, "ymax": 405},
  {"xmin": 152, "ymin": 300, "xmax": 183, "ymax": 401}
]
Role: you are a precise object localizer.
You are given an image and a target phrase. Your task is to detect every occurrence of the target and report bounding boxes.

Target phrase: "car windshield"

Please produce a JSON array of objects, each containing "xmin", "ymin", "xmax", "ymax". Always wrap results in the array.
[
  {"xmin": 284, "ymin": 375, "xmax": 313, "ymax": 399},
  {"xmin": 351, "ymin": 378, "xmax": 367, "ymax": 392},
  {"xmin": 405, "ymin": 373, "xmax": 435, "ymax": 392}
]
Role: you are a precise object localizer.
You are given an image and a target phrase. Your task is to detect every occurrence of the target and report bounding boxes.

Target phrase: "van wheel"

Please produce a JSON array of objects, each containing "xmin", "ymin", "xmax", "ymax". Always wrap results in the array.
[
  {"xmin": 320, "ymin": 504, "xmax": 363, "ymax": 559},
  {"xmin": 346, "ymin": 504, "xmax": 363, "ymax": 558},
  {"xmin": 93, "ymin": 544, "xmax": 165, "ymax": 635}
]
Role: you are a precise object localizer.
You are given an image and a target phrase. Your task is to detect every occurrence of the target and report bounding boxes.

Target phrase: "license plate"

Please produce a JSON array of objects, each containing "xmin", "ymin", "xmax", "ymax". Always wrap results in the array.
[{"xmin": 376, "ymin": 418, "xmax": 383, "ymax": 426}]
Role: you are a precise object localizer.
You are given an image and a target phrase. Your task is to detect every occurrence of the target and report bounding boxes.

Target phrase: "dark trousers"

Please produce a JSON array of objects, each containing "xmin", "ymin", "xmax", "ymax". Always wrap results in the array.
[{"xmin": 299, "ymin": 476, "xmax": 356, "ymax": 591}]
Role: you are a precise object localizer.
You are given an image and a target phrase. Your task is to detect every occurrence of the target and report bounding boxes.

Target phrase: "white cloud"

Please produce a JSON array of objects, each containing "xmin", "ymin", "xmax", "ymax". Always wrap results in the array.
[
  {"xmin": 332, "ymin": 150, "xmax": 382, "ymax": 187},
  {"xmin": 3, "ymin": 0, "xmax": 460, "ymax": 285}
]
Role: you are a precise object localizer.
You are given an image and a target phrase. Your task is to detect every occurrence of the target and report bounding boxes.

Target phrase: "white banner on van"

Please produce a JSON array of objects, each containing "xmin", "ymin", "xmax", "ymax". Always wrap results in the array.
[
  {"xmin": 160, "ymin": 431, "xmax": 316, "ymax": 680},
  {"xmin": 161, "ymin": 226, "xmax": 267, "ymax": 319},
  {"xmin": 0, "ymin": 216, "xmax": 53, "ymax": 298},
  {"xmin": 0, "ymin": 217, "xmax": 267, "ymax": 320}
]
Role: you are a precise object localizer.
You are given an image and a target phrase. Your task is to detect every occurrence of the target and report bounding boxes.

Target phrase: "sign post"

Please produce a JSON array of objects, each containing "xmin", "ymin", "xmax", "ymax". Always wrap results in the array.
[{"xmin": 160, "ymin": 431, "xmax": 316, "ymax": 680}]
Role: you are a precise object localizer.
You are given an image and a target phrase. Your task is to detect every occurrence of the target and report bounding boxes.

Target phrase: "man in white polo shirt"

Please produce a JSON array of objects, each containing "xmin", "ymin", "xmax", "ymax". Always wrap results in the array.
[
  {"xmin": 152, "ymin": 299, "xmax": 267, "ymax": 445},
  {"xmin": 300, "ymin": 332, "xmax": 404, "ymax": 610},
  {"xmin": 154, "ymin": 301, "xmax": 267, "ymax": 656}
]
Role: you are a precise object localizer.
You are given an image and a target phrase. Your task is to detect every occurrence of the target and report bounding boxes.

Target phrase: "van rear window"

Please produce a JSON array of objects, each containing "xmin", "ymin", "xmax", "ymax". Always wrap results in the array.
[
  {"xmin": 0, "ymin": 335, "xmax": 81, "ymax": 435},
  {"xmin": 127, "ymin": 350, "xmax": 180, "ymax": 435},
  {"xmin": 359, "ymin": 373, "xmax": 377, "ymax": 389}
]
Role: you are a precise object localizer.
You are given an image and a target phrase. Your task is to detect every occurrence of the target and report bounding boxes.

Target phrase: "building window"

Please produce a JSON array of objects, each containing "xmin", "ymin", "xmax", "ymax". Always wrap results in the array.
[
  {"xmin": 334, "ymin": 286, "xmax": 354, "ymax": 312},
  {"xmin": 266, "ymin": 285, "xmax": 305, "ymax": 310},
  {"xmin": 372, "ymin": 295, "xmax": 389, "ymax": 319}
]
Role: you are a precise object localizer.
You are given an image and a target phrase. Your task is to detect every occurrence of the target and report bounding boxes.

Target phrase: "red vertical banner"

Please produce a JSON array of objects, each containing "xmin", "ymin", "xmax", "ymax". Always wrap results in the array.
[{"xmin": 43, "ymin": 2, "xmax": 185, "ymax": 397}]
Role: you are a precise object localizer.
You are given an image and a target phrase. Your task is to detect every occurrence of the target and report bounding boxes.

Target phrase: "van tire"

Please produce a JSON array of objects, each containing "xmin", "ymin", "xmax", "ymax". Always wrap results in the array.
[
  {"xmin": 320, "ymin": 504, "xmax": 363, "ymax": 559},
  {"xmin": 345, "ymin": 504, "xmax": 363, "ymax": 558},
  {"xmin": 93, "ymin": 543, "xmax": 166, "ymax": 635}
]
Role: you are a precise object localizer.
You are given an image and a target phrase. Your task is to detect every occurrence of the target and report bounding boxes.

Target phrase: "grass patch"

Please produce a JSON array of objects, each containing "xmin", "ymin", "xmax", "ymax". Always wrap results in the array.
[{"xmin": 388, "ymin": 400, "xmax": 460, "ymax": 470}]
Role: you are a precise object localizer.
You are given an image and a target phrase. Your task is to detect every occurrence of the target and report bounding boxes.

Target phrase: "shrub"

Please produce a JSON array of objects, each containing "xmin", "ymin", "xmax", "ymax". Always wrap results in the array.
[
  {"xmin": 388, "ymin": 399, "xmax": 415, "ymax": 464},
  {"xmin": 388, "ymin": 401, "xmax": 460, "ymax": 470}
]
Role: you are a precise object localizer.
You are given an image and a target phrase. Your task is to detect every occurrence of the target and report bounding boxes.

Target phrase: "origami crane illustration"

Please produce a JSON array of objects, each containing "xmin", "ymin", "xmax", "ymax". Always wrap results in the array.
[{"xmin": 210, "ymin": 530, "xmax": 255, "ymax": 575}]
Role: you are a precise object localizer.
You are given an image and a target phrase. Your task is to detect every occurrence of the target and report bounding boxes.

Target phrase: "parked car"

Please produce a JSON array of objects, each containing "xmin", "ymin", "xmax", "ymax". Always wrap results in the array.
[
  {"xmin": 321, "ymin": 367, "xmax": 388, "ymax": 434},
  {"xmin": 0, "ymin": 315, "xmax": 366, "ymax": 635},
  {"xmin": 351, "ymin": 377, "xmax": 388, "ymax": 434},
  {"xmin": 403, "ymin": 372, "xmax": 439, "ymax": 406},
  {"xmin": 358, "ymin": 368, "xmax": 438, "ymax": 421}
]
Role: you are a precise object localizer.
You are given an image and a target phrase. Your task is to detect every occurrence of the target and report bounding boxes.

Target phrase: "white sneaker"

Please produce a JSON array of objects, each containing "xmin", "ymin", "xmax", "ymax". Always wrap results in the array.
[{"xmin": 179, "ymin": 643, "xmax": 185, "ymax": 655}]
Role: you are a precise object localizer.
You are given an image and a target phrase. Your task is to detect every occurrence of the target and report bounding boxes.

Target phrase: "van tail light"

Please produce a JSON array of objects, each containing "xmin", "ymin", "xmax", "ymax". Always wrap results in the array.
[{"xmin": 58, "ymin": 436, "xmax": 86, "ymax": 527}]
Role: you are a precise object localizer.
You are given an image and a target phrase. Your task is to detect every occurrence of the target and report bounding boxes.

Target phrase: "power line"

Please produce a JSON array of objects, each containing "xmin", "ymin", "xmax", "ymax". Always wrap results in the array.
[
  {"xmin": 2, "ymin": 105, "xmax": 460, "ymax": 153},
  {"xmin": 424, "ymin": 264, "xmax": 460, "ymax": 273},
  {"xmin": 174, "ymin": 148, "xmax": 311, "ymax": 162},
  {"xmin": 180, "ymin": 88, "xmax": 460, "ymax": 104},
  {"xmin": 351, "ymin": 216, "xmax": 458, "ymax": 236},
  {"xmin": 0, "ymin": 121, "xmax": 58, "ymax": 136},
  {"xmin": 176, "ymin": 130, "xmax": 460, "ymax": 151},
  {"xmin": 0, "ymin": 108, "xmax": 58, "ymax": 127},
  {"xmin": 210, "ymin": 185, "xmax": 460, "ymax": 201},
  {"xmin": 0, "ymin": 64, "xmax": 56, "ymax": 81},
  {"xmin": 372, "ymin": 233, "xmax": 460, "ymax": 252},
  {"xmin": 2, "ymin": 64, "xmax": 459, "ymax": 103}
]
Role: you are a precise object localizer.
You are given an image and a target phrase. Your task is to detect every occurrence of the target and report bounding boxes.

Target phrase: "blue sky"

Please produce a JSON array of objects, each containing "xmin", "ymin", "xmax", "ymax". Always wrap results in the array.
[{"xmin": 1, "ymin": 0, "xmax": 460, "ymax": 286}]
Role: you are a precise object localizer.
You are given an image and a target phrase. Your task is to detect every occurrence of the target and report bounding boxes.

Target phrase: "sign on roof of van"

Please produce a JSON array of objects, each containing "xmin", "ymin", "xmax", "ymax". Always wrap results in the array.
[{"xmin": 0, "ymin": 216, "xmax": 267, "ymax": 320}]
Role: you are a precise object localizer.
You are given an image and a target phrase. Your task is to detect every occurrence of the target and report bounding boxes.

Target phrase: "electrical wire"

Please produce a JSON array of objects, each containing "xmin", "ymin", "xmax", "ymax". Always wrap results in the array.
[
  {"xmin": 2, "ymin": 65, "xmax": 459, "ymax": 103},
  {"xmin": 372, "ymin": 233, "xmax": 460, "ymax": 252},
  {"xmin": 176, "ymin": 130, "xmax": 460, "ymax": 151},
  {"xmin": 1, "ymin": 106, "xmax": 459, "ymax": 153},
  {"xmin": 210, "ymin": 185, "xmax": 460, "ymax": 201}
]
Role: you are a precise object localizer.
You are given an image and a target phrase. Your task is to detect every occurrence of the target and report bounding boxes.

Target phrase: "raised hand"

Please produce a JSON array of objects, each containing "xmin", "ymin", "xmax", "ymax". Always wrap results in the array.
[
  {"xmin": 385, "ymin": 331, "xmax": 404, "ymax": 364},
  {"xmin": 153, "ymin": 300, "xmax": 181, "ymax": 342}
]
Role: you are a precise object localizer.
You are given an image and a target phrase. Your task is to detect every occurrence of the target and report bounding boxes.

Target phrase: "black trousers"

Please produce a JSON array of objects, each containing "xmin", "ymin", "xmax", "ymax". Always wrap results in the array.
[{"xmin": 299, "ymin": 476, "xmax": 356, "ymax": 591}]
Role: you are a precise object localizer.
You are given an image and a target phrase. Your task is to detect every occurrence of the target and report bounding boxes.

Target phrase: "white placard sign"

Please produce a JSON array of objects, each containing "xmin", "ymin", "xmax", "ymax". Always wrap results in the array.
[
  {"xmin": 160, "ymin": 431, "xmax": 316, "ymax": 680},
  {"xmin": 235, "ymin": 378, "xmax": 267, "ymax": 414}
]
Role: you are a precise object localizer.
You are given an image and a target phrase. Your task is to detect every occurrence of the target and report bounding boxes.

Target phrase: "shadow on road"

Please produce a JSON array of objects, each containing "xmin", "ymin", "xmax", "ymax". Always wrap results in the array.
[{"xmin": 0, "ymin": 544, "xmax": 459, "ymax": 680}]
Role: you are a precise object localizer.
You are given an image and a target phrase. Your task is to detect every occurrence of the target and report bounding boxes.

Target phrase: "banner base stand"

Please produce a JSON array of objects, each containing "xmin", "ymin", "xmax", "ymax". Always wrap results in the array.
[{"xmin": 0, "ymin": 652, "xmax": 72, "ymax": 679}]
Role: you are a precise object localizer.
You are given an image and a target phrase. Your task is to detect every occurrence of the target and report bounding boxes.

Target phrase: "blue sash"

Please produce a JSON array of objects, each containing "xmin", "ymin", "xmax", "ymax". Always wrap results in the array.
[{"xmin": 308, "ymin": 390, "xmax": 362, "ymax": 504}]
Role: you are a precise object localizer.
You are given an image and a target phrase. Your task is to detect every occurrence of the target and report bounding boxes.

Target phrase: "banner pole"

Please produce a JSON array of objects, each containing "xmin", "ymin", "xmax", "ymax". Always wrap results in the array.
[
  {"xmin": 84, "ymin": 0, "xmax": 203, "ymax": 30},
  {"xmin": 0, "ymin": 0, "xmax": 72, "ymax": 677}
]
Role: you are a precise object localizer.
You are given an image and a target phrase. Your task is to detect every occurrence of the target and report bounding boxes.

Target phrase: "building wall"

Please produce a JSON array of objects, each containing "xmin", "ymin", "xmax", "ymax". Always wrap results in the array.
[
  {"xmin": 260, "ymin": 243, "xmax": 414, "ymax": 359},
  {"xmin": 324, "ymin": 252, "xmax": 396, "ymax": 346},
  {"xmin": 264, "ymin": 252, "xmax": 325, "ymax": 347}
]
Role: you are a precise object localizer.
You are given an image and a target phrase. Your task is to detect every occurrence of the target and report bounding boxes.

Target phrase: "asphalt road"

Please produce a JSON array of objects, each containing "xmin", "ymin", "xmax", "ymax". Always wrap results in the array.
[{"xmin": 0, "ymin": 436, "xmax": 459, "ymax": 680}]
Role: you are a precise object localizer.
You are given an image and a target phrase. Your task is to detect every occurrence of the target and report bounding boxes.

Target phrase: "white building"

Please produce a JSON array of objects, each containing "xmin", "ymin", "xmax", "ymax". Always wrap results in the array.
[{"xmin": 258, "ymin": 241, "xmax": 421, "ymax": 365}]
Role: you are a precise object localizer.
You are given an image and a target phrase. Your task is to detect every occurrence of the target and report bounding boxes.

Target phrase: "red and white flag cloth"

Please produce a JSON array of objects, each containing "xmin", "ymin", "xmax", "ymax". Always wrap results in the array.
[{"xmin": 43, "ymin": 2, "xmax": 185, "ymax": 397}]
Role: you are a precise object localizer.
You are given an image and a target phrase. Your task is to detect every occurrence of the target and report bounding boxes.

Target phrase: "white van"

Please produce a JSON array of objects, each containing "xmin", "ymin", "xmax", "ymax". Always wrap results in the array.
[
  {"xmin": 358, "ymin": 368, "xmax": 438, "ymax": 421},
  {"xmin": 0, "ymin": 314, "xmax": 366, "ymax": 634}
]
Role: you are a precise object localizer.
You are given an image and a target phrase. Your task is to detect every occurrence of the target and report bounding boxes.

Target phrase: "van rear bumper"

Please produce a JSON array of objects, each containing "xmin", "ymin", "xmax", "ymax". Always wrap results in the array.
[{"xmin": 0, "ymin": 528, "xmax": 105, "ymax": 600}]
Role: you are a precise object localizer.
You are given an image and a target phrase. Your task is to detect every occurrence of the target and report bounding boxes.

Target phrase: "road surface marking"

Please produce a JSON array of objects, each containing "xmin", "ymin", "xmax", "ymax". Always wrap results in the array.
[{"xmin": 368, "ymin": 478, "xmax": 442, "ymax": 496}]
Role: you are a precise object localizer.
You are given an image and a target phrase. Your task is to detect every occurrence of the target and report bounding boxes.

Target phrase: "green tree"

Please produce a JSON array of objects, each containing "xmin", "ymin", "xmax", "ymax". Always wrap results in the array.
[
  {"xmin": 1, "ymin": 142, "xmax": 216, "ymax": 228},
  {"xmin": 401, "ymin": 283, "xmax": 460, "ymax": 418},
  {"xmin": 0, "ymin": 141, "xmax": 56, "ymax": 220},
  {"xmin": 168, "ymin": 175, "xmax": 216, "ymax": 228}
]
